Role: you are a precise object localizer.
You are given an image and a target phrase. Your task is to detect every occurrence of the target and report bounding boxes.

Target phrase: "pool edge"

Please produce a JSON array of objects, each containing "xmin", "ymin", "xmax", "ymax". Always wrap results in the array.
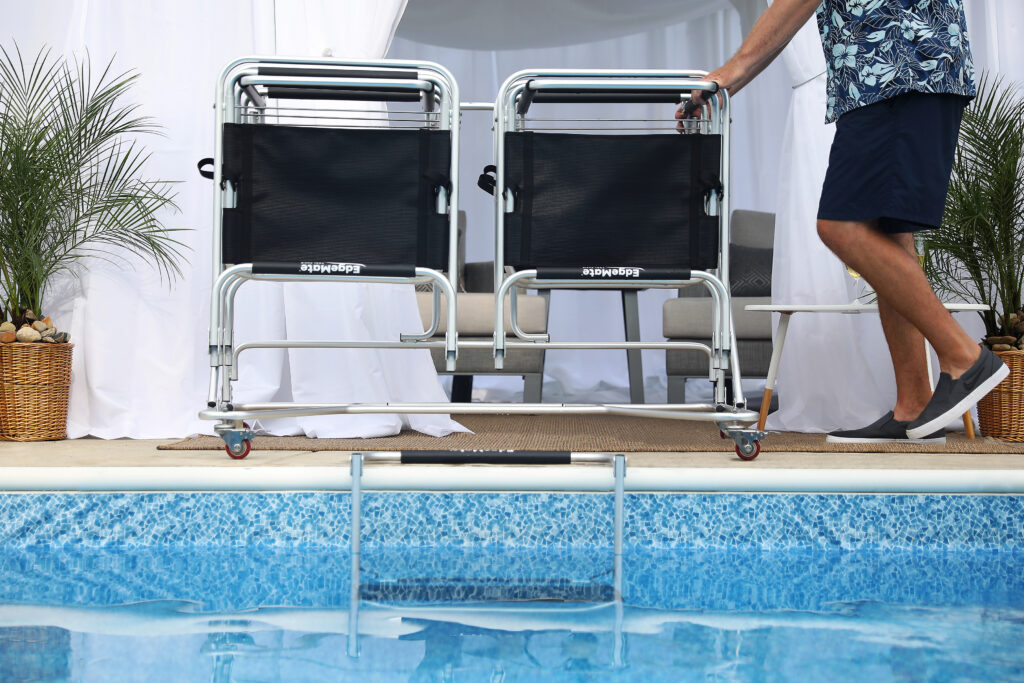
[{"xmin": 1, "ymin": 465, "xmax": 1023, "ymax": 493}]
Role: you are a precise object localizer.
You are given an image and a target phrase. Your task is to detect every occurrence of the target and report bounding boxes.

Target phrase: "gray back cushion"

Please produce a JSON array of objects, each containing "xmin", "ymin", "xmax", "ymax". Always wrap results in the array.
[{"xmin": 680, "ymin": 209, "xmax": 775, "ymax": 298}]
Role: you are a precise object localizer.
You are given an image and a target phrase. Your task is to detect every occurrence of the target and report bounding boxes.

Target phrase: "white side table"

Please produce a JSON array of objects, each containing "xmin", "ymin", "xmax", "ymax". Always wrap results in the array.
[{"xmin": 746, "ymin": 302, "xmax": 989, "ymax": 436}]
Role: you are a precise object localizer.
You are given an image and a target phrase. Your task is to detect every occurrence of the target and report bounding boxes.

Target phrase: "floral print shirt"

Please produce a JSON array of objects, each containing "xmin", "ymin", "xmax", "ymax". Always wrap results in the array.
[{"xmin": 816, "ymin": 0, "xmax": 976, "ymax": 122}]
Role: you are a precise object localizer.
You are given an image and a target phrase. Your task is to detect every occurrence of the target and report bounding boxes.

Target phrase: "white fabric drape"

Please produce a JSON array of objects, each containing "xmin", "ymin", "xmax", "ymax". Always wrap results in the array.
[
  {"xmin": 397, "ymin": 0, "xmax": 729, "ymax": 49},
  {"xmin": 8, "ymin": 0, "xmax": 1020, "ymax": 435},
  {"xmin": 6, "ymin": 0, "xmax": 467, "ymax": 438},
  {"xmin": 389, "ymin": 6, "xmax": 791, "ymax": 403}
]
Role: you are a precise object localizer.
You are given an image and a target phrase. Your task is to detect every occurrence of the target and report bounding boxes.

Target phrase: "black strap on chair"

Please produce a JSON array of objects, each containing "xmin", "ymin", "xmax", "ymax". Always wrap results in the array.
[
  {"xmin": 197, "ymin": 158, "xmax": 214, "ymax": 180},
  {"xmin": 478, "ymin": 164, "xmax": 521, "ymax": 202},
  {"xmin": 535, "ymin": 267, "xmax": 691, "ymax": 281},
  {"xmin": 477, "ymin": 165, "xmax": 497, "ymax": 195},
  {"xmin": 252, "ymin": 262, "xmax": 417, "ymax": 277},
  {"xmin": 416, "ymin": 129, "xmax": 452, "ymax": 267}
]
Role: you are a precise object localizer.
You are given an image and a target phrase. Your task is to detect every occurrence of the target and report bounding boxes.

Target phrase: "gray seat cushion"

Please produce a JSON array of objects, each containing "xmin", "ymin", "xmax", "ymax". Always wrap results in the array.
[
  {"xmin": 429, "ymin": 337, "xmax": 545, "ymax": 375},
  {"xmin": 417, "ymin": 292, "xmax": 548, "ymax": 336},
  {"xmin": 666, "ymin": 338, "xmax": 774, "ymax": 377},
  {"xmin": 663, "ymin": 296, "xmax": 773, "ymax": 339}
]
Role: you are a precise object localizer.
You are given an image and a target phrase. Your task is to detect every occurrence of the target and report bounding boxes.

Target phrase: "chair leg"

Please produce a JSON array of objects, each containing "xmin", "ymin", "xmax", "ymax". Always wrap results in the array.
[
  {"xmin": 667, "ymin": 376, "xmax": 687, "ymax": 404},
  {"xmin": 621, "ymin": 290, "xmax": 644, "ymax": 404},
  {"xmin": 523, "ymin": 373, "xmax": 543, "ymax": 403},
  {"xmin": 451, "ymin": 375, "xmax": 473, "ymax": 403}
]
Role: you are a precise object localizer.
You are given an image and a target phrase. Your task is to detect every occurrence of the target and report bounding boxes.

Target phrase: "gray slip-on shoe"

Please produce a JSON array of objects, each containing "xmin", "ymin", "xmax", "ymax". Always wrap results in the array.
[
  {"xmin": 906, "ymin": 347, "xmax": 1009, "ymax": 440},
  {"xmin": 826, "ymin": 411, "xmax": 945, "ymax": 444}
]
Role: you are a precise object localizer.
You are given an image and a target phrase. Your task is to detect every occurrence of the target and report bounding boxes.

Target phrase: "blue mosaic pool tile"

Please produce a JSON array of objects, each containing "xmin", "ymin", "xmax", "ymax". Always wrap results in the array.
[
  {"xmin": 0, "ymin": 492, "xmax": 1020, "ymax": 550},
  {"xmin": 359, "ymin": 492, "xmax": 614, "ymax": 548},
  {"xmin": 0, "ymin": 493, "xmax": 351, "ymax": 548}
]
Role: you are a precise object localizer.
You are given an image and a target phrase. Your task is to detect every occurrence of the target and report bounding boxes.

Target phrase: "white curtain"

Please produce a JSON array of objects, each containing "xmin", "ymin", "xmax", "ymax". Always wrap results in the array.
[
  {"xmin": 389, "ymin": 4, "xmax": 791, "ymax": 403},
  {"xmin": 765, "ymin": 0, "xmax": 1019, "ymax": 433},
  {"xmin": 7, "ymin": 0, "xmax": 1020, "ymax": 436},
  {"xmin": 6, "ymin": 0, "xmax": 467, "ymax": 438},
  {"xmin": 397, "ymin": 0, "xmax": 728, "ymax": 49}
]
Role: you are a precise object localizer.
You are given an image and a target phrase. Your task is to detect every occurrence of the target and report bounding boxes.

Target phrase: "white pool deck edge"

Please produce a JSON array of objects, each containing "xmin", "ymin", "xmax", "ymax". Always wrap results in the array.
[{"xmin": 3, "ymin": 465, "xmax": 1024, "ymax": 494}]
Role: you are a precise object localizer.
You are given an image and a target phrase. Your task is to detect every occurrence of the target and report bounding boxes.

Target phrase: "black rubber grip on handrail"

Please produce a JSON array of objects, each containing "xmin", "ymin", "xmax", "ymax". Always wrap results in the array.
[
  {"xmin": 252, "ymin": 262, "xmax": 417, "ymax": 277},
  {"xmin": 535, "ymin": 267, "xmax": 692, "ymax": 281},
  {"xmin": 682, "ymin": 81, "xmax": 720, "ymax": 116},
  {"xmin": 516, "ymin": 85, "xmax": 537, "ymax": 116},
  {"xmin": 265, "ymin": 86, "xmax": 422, "ymax": 102},
  {"xmin": 258, "ymin": 66, "xmax": 420, "ymax": 80},
  {"xmin": 400, "ymin": 450, "xmax": 572, "ymax": 465}
]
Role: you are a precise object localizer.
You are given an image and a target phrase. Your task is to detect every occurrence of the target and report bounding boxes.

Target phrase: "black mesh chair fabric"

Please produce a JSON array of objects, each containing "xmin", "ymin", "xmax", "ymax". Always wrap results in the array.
[
  {"xmin": 502, "ymin": 132, "xmax": 722, "ymax": 270},
  {"xmin": 220, "ymin": 124, "xmax": 451, "ymax": 269}
]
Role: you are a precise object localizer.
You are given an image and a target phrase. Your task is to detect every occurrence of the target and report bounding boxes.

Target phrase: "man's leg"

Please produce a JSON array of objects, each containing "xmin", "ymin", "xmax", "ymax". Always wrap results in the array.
[
  {"xmin": 875, "ymin": 233, "xmax": 934, "ymax": 422},
  {"xmin": 817, "ymin": 219, "xmax": 980, "ymax": 381}
]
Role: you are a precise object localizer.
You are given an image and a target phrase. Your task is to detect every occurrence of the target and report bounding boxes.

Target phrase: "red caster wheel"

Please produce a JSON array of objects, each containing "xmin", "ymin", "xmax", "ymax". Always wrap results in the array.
[
  {"xmin": 719, "ymin": 430, "xmax": 727, "ymax": 439},
  {"xmin": 225, "ymin": 439, "xmax": 251, "ymax": 459},
  {"xmin": 735, "ymin": 440, "xmax": 760, "ymax": 461}
]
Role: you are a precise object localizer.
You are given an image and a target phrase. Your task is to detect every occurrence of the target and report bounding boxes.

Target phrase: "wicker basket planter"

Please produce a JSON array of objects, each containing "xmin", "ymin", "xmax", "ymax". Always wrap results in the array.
[
  {"xmin": 0, "ymin": 342, "xmax": 73, "ymax": 441},
  {"xmin": 977, "ymin": 349, "xmax": 1024, "ymax": 442}
]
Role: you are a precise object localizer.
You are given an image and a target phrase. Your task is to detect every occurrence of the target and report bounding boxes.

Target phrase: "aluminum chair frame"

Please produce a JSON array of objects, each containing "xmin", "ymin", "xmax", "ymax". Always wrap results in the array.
[
  {"xmin": 200, "ymin": 63, "xmax": 764, "ymax": 460},
  {"xmin": 489, "ymin": 69, "xmax": 761, "ymax": 455},
  {"xmin": 203, "ymin": 57, "xmax": 461, "ymax": 456}
]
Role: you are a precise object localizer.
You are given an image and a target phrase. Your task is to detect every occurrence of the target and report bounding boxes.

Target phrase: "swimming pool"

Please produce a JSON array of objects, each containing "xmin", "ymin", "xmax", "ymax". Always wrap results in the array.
[{"xmin": 1, "ymin": 491, "xmax": 1022, "ymax": 680}]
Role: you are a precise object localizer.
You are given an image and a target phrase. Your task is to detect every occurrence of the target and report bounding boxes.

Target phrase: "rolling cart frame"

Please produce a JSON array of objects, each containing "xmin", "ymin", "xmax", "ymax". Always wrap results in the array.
[{"xmin": 200, "ymin": 60, "xmax": 765, "ymax": 460}]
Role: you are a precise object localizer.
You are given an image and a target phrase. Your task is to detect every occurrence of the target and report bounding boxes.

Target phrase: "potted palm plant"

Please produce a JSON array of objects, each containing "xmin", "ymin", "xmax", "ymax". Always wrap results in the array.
[
  {"xmin": 923, "ymin": 74, "xmax": 1024, "ymax": 441},
  {"xmin": 0, "ymin": 45, "xmax": 186, "ymax": 440}
]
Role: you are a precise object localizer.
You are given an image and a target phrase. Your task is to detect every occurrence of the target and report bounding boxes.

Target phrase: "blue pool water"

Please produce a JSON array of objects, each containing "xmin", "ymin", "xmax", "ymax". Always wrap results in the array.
[
  {"xmin": 1, "ymin": 491, "xmax": 1022, "ymax": 680},
  {"xmin": 1, "ymin": 546, "xmax": 1023, "ymax": 681}
]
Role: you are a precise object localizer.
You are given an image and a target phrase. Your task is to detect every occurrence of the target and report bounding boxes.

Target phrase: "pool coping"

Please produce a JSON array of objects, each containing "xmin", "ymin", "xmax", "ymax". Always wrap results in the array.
[{"xmin": 3, "ymin": 465, "xmax": 1024, "ymax": 493}]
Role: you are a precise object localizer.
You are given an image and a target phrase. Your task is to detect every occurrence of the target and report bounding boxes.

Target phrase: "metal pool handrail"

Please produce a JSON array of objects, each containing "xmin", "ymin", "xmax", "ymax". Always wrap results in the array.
[{"xmin": 347, "ymin": 450, "xmax": 627, "ymax": 661}]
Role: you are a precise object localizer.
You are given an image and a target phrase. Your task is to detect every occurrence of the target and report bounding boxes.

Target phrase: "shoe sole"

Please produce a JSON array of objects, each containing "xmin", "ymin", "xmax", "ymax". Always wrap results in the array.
[
  {"xmin": 825, "ymin": 435, "xmax": 946, "ymax": 444},
  {"xmin": 906, "ymin": 362, "xmax": 1010, "ymax": 439}
]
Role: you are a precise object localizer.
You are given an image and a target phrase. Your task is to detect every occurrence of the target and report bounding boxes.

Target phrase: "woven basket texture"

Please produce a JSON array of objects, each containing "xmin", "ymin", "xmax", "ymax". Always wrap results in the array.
[
  {"xmin": 977, "ymin": 349, "xmax": 1024, "ymax": 442},
  {"xmin": 0, "ymin": 343, "xmax": 73, "ymax": 441}
]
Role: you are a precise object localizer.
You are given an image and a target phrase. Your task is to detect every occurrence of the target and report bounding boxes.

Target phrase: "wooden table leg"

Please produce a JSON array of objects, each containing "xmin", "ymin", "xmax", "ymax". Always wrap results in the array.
[
  {"xmin": 963, "ymin": 412, "xmax": 976, "ymax": 439},
  {"xmin": 758, "ymin": 313, "xmax": 791, "ymax": 431},
  {"xmin": 757, "ymin": 388, "xmax": 774, "ymax": 431}
]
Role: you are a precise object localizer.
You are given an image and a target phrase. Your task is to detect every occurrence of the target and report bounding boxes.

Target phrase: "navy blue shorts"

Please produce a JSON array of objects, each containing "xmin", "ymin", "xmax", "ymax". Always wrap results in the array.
[{"xmin": 817, "ymin": 91, "xmax": 970, "ymax": 233}]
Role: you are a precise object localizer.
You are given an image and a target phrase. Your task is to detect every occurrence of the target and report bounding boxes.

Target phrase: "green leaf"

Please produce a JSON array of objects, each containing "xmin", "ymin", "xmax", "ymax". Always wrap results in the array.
[
  {"xmin": 925, "ymin": 73, "xmax": 1024, "ymax": 339},
  {"xmin": 0, "ymin": 43, "xmax": 188, "ymax": 319}
]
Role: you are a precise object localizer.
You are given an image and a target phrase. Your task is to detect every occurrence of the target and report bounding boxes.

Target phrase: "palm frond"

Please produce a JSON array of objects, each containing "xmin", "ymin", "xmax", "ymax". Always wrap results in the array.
[
  {"xmin": 924, "ymin": 73, "xmax": 1024, "ymax": 338},
  {"xmin": 0, "ymin": 44, "xmax": 187, "ymax": 320}
]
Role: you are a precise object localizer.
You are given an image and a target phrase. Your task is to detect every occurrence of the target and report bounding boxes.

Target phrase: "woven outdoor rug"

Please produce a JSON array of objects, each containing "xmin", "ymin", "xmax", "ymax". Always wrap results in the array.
[{"xmin": 159, "ymin": 414, "xmax": 1024, "ymax": 453}]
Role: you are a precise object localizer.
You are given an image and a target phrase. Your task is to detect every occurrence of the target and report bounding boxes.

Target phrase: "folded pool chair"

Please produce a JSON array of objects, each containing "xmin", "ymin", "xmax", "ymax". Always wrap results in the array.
[
  {"xmin": 482, "ymin": 69, "xmax": 763, "ymax": 457},
  {"xmin": 199, "ymin": 61, "xmax": 765, "ymax": 460},
  {"xmin": 200, "ymin": 57, "xmax": 462, "ymax": 458}
]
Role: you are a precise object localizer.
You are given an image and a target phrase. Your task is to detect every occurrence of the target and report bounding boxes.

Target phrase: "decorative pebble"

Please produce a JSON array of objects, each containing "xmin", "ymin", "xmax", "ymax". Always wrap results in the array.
[
  {"xmin": 0, "ymin": 332, "xmax": 15, "ymax": 343},
  {"xmin": 41, "ymin": 336, "xmax": 56, "ymax": 343},
  {"xmin": 988, "ymin": 335, "xmax": 1017, "ymax": 345},
  {"xmin": 23, "ymin": 310, "xmax": 36, "ymax": 322},
  {"xmin": 16, "ymin": 327, "xmax": 41, "ymax": 343},
  {"xmin": 53, "ymin": 332, "xmax": 70, "ymax": 343},
  {"xmin": 31, "ymin": 320, "xmax": 47, "ymax": 332},
  {"xmin": 0, "ymin": 322, "xmax": 14, "ymax": 333},
  {"xmin": 42, "ymin": 316, "xmax": 52, "ymax": 327},
  {"xmin": 41, "ymin": 328, "xmax": 55, "ymax": 338},
  {"xmin": 991, "ymin": 343, "xmax": 1013, "ymax": 352}
]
